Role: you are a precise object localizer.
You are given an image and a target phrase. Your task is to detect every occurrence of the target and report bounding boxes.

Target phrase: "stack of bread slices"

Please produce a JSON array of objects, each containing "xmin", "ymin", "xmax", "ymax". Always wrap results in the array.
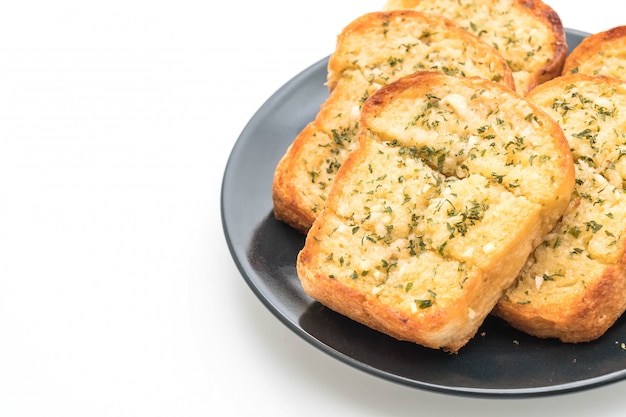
[{"xmin": 272, "ymin": 0, "xmax": 626, "ymax": 352}]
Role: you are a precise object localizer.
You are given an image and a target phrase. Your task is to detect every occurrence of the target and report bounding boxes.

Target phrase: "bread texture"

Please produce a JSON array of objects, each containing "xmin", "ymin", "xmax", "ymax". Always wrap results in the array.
[
  {"xmin": 382, "ymin": 0, "xmax": 568, "ymax": 94},
  {"xmin": 494, "ymin": 74, "xmax": 626, "ymax": 343},
  {"xmin": 563, "ymin": 26, "xmax": 626, "ymax": 80},
  {"xmin": 272, "ymin": 10, "xmax": 515, "ymax": 233},
  {"xmin": 297, "ymin": 72, "xmax": 574, "ymax": 352}
]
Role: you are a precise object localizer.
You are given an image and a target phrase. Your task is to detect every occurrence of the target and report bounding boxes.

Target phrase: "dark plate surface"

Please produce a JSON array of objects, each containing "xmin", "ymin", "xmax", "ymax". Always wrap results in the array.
[{"xmin": 221, "ymin": 28, "xmax": 626, "ymax": 397}]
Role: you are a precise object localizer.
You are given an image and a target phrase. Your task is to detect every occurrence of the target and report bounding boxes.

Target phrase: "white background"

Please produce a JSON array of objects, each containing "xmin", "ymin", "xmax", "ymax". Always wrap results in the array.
[{"xmin": 1, "ymin": 1, "xmax": 625, "ymax": 415}]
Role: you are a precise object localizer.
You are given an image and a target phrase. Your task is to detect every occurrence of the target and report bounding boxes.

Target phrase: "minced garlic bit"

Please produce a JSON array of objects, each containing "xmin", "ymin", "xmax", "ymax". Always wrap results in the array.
[
  {"xmin": 535, "ymin": 274, "xmax": 544, "ymax": 290},
  {"xmin": 442, "ymin": 93, "xmax": 468, "ymax": 118},
  {"xmin": 482, "ymin": 242, "xmax": 495, "ymax": 254}
]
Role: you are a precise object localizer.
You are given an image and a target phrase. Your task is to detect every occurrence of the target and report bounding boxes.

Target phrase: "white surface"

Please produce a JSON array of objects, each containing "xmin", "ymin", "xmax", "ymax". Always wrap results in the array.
[{"xmin": 0, "ymin": 1, "xmax": 625, "ymax": 415}]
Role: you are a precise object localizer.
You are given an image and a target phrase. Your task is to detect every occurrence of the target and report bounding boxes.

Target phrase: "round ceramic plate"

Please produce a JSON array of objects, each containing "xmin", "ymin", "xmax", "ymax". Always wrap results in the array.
[{"xmin": 221, "ymin": 28, "xmax": 626, "ymax": 397}]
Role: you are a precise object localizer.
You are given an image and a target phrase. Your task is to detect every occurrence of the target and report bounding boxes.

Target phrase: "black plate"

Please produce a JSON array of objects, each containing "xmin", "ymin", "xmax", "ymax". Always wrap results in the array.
[{"xmin": 221, "ymin": 28, "xmax": 626, "ymax": 397}]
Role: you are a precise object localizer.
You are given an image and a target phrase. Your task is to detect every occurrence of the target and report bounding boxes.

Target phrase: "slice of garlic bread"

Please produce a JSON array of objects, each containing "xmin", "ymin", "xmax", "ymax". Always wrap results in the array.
[
  {"xmin": 383, "ymin": 0, "xmax": 567, "ymax": 94},
  {"xmin": 297, "ymin": 72, "xmax": 574, "ymax": 352},
  {"xmin": 495, "ymin": 74, "xmax": 626, "ymax": 343},
  {"xmin": 272, "ymin": 10, "xmax": 514, "ymax": 233}
]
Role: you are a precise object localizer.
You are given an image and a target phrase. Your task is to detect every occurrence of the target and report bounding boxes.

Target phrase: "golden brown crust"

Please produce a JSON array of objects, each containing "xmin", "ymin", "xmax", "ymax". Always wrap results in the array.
[
  {"xmin": 272, "ymin": 10, "xmax": 515, "ymax": 233},
  {"xmin": 562, "ymin": 26, "xmax": 626, "ymax": 80},
  {"xmin": 496, "ymin": 261, "xmax": 626, "ymax": 342},
  {"xmin": 272, "ymin": 124, "xmax": 322, "ymax": 233},
  {"xmin": 525, "ymin": 0, "xmax": 568, "ymax": 87},
  {"xmin": 383, "ymin": 0, "xmax": 568, "ymax": 94},
  {"xmin": 494, "ymin": 74, "xmax": 626, "ymax": 342},
  {"xmin": 298, "ymin": 72, "xmax": 574, "ymax": 352}
]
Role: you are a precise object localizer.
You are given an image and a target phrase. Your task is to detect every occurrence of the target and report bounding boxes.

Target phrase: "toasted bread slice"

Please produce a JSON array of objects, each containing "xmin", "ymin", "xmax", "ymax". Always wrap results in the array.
[
  {"xmin": 297, "ymin": 72, "xmax": 574, "ymax": 352},
  {"xmin": 563, "ymin": 26, "xmax": 626, "ymax": 80},
  {"xmin": 383, "ymin": 0, "xmax": 567, "ymax": 94},
  {"xmin": 494, "ymin": 74, "xmax": 626, "ymax": 343},
  {"xmin": 272, "ymin": 10, "xmax": 515, "ymax": 233}
]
